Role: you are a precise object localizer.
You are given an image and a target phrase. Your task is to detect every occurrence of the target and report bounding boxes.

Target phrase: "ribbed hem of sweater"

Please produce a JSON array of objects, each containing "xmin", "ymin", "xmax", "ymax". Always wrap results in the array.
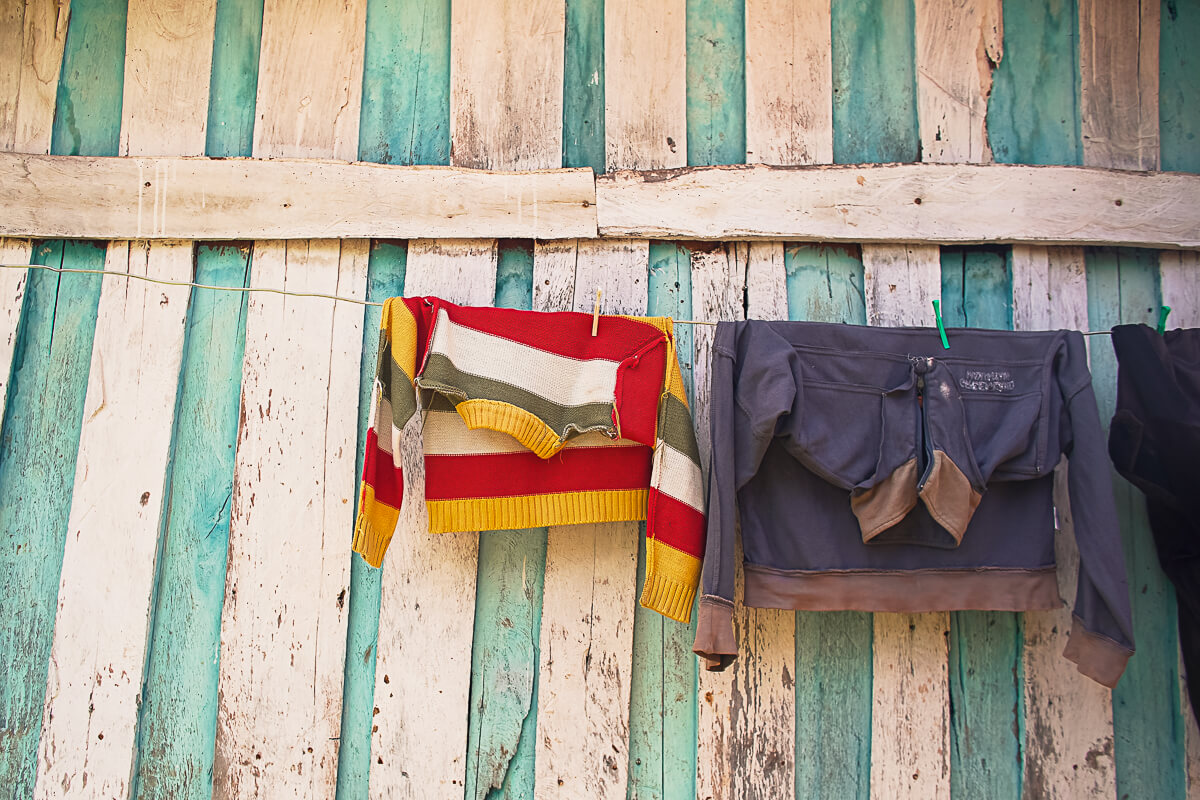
[
  {"xmin": 457, "ymin": 399, "xmax": 573, "ymax": 459},
  {"xmin": 352, "ymin": 515, "xmax": 392, "ymax": 568},
  {"xmin": 640, "ymin": 541, "xmax": 701, "ymax": 623},
  {"xmin": 428, "ymin": 489, "xmax": 648, "ymax": 534}
]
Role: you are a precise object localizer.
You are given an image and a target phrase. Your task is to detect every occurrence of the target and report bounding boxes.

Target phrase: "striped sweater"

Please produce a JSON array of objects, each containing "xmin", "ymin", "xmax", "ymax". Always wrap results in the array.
[{"xmin": 352, "ymin": 296, "xmax": 706, "ymax": 623}]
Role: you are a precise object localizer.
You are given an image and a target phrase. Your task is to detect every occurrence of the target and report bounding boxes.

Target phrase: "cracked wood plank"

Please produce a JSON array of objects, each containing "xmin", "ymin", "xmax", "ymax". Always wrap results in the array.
[
  {"xmin": 369, "ymin": 239, "xmax": 496, "ymax": 799},
  {"xmin": 533, "ymin": 239, "xmax": 645, "ymax": 800},
  {"xmin": 0, "ymin": 0, "xmax": 68, "ymax": 155},
  {"xmin": 0, "ymin": 241, "xmax": 29, "ymax": 425}
]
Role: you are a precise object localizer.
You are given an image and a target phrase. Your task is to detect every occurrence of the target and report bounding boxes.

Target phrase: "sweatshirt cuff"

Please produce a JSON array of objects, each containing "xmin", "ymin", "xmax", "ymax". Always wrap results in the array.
[
  {"xmin": 693, "ymin": 596, "xmax": 737, "ymax": 671},
  {"xmin": 1063, "ymin": 616, "xmax": 1134, "ymax": 689}
]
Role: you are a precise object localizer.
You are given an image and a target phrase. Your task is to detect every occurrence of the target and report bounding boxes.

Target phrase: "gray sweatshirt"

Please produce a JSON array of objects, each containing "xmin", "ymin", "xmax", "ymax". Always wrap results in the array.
[{"xmin": 694, "ymin": 320, "xmax": 1134, "ymax": 688}]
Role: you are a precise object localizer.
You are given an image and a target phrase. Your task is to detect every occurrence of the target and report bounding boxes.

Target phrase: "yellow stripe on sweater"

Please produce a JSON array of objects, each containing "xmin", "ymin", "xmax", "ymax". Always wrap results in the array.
[
  {"xmin": 382, "ymin": 297, "xmax": 419, "ymax": 382},
  {"xmin": 427, "ymin": 489, "xmax": 649, "ymax": 534}
]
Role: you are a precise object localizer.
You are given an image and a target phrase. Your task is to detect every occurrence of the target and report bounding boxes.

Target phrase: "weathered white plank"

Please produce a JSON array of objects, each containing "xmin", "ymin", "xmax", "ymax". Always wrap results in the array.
[
  {"xmin": 0, "ymin": 153, "xmax": 596, "ymax": 241},
  {"xmin": 595, "ymin": 163, "xmax": 1200, "ymax": 247},
  {"xmin": 745, "ymin": 0, "xmax": 833, "ymax": 166},
  {"xmin": 1160, "ymin": 251, "xmax": 1200, "ymax": 328},
  {"xmin": 1014, "ymin": 245, "xmax": 1118, "ymax": 799},
  {"xmin": 369, "ymin": 239, "xmax": 496, "ymax": 799},
  {"xmin": 450, "ymin": 0, "xmax": 564, "ymax": 170},
  {"xmin": 253, "ymin": 0, "xmax": 366, "ymax": 161},
  {"xmin": 0, "ymin": 242, "xmax": 30, "ymax": 423},
  {"xmin": 533, "ymin": 239, "xmax": 646, "ymax": 800},
  {"xmin": 121, "ymin": 0, "xmax": 217, "ymax": 157},
  {"xmin": 862, "ymin": 243, "xmax": 950, "ymax": 800},
  {"xmin": 1080, "ymin": 0, "xmax": 1160, "ymax": 171},
  {"xmin": 0, "ymin": 0, "xmax": 68, "ymax": 154},
  {"xmin": 214, "ymin": 240, "xmax": 365, "ymax": 799},
  {"xmin": 34, "ymin": 240, "xmax": 190, "ymax": 800},
  {"xmin": 746, "ymin": 241, "xmax": 787, "ymax": 319},
  {"xmin": 605, "ymin": 0, "xmax": 686, "ymax": 171},
  {"xmin": 915, "ymin": 0, "xmax": 1002, "ymax": 164}
]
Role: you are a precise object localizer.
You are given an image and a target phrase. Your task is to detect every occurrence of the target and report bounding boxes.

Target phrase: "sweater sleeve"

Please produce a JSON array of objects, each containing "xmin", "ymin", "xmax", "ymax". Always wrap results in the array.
[
  {"xmin": 640, "ymin": 328, "xmax": 706, "ymax": 624},
  {"xmin": 352, "ymin": 297, "xmax": 422, "ymax": 568},
  {"xmin": 1058, "ymin": 332, "xmax": 1136, "ymax": 688}
]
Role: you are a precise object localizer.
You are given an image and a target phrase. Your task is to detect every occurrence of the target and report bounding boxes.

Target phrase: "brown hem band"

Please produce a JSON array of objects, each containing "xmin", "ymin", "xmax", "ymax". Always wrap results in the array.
[
  {"xmin": 692, "ymin": 596, "xmax": 737, "ymax": 672},
  {"xmin": 742, "ymin": 565, "xmax": 1063, "ymax": 613},
  {"xmin": 1063, "ymin": 616, "xmax": 1134, "ymax": 689}
]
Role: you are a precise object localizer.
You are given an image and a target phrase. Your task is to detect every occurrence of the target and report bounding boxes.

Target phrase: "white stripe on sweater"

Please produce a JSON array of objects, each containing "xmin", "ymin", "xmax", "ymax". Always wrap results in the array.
[{"xmin": 652, "ymin": 440, "xmax": 705, "ymax": 513}]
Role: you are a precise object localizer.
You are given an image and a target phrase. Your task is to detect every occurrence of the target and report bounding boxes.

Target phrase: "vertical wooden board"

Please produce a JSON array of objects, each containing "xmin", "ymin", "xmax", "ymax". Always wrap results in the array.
[
  {"xmin": 0, "ymin": 240, "xmax": 31, "ymax": 423},
  {"xmin": 986, "ymin": 0, "xmax": 1081, "ymax": 166},
  {"xmin": 1160, "ymin": 252, "xmax": 1200, "ymax": 329},
  {"xmin": 533, "ymin": 239, "xmax": 646, "ymax": 800},
  {"xmin": 215, "ymin": 240, "xmax": 366, "ymax": 799},
  {"xmin": 628, "ymin": 241, "xmax": 697, "ymax": 800},
  {"xmin": 1, "ymin": 0, "xmax": 69, "ymax": 154},
  {"xmin": 121, "ymin": 0, "xmax": 217, "ymax": 157},
  {"xmin": 563, "ymin": 0, "xmax": 605, "ymax": 172},
  {"xmin": 335, "ymin": 241, "xmax": 405, "ymax": 800},
  {"xmin": 450, "ymin": 0, "xmax": 563, "ymax": 170},
  {"xmin": 746, "ymin": 241, "xmax": 786, "ymax": 318},
  {"xmin": 914, "ymin": 0, "xmax": 1001, "ymax": 164},
  {"xmin": 605, "ymin": 0, "xmax": 686, "ymax": 170},
  {"xmin": 134, "ymin": 246, "xmax": 252, "ymax": 800},
  {"xmin": 49, "ymin": 0, "xmax": 127, "ymax": 158},
  {"xmin": 0, "ymin": 241, "xmax": 104, "ymax": 798},
  {"xmin": 1087, "ymin": 248, "xmax": 1187, "ymax": 800},
  {"xmin": 253, "ymin": 0, "xmax": 366, "ymax": 161},
  {"xmin": 205, "ymin": 0, "xmax": 264, "ymax": 158},
  {"xmin": 368, "ymin": 239, "xmax": 495, "ymax": 799},
  {"xmin": 1160, "ymin": 0, "xmax": 1200, "ymax": 174},
  {"xmin": 862, "ymin": 243, "xmax": 950, "ymax": 800},
  {"xmin": 830, "ymin": 0, "xmax": 919, "ymax": 164},
  {"xmin": 33, "ymin": 241, "xmax": 190, "ymax": 800},
  {"xmin": 745, "ymin": 0, "xmax": 833, "ymax": 165},
  {"xmin": 686, "ymin": 0, "xmax": 746, "ymax": 167},
  {"xmin": 785, "ymin": 244, "xmax": 871, "ymax": 800},
  {"xmin": 1013, "ymin": 244, "xmax": 1118, "ymax": 800},
  {"xmin": 1079, "ymin": 0, "xmax": 1160, "ymax": 170}
]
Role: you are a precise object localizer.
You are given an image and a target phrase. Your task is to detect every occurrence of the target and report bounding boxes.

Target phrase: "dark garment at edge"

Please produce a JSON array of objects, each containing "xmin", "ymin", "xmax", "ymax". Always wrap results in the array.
[
  {"xmin": 1109, "ymin": 323, "xmax": 1200, "ymax": 721},
  {"xmin": 695, "ymin": 320, "xmax": 1135, "ymax": 688}
]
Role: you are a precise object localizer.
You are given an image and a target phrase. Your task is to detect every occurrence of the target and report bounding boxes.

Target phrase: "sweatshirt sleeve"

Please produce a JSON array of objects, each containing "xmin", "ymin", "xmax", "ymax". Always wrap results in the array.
[
  {"xmin": 352, "ymin": 297, "xmax": 422, "ymax": 568},
  {"xmin": 641, "ymin": 328, "xmax": 706, "ymax": 624},
  {"xmin": 1058, "ymin": 332, "xmax": 1136, "ymax": 688}
]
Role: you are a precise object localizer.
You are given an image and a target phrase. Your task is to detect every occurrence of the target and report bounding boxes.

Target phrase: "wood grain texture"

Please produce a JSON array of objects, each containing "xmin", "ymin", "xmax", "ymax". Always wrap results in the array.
[
  {"xmin": 215, "ymin": 240, "xmax": 365, "ymax": 799},
  {"xmin": 1160, "ymin": 251, "xmax": 1200, "ymax": 328},
  {"xmin": 915, "ymin": 0, "xmax": 1002, "ymax": 164},
  {"xmin": 0, "ymin": 0, "xmax": 68, "ymax": 154},
  {"xmin": 563, "ymin": 0, "xmax": 605, "ymax": 172},
  {"xmin": 863, "ymin": 243, "xmax": 950, "ymax": 800},
  {"xmin": 605, "ymin": 0, "xmax": 686, "ymax": 170},
  {"xmin": 1079, "ymin": 0, "xmax": 1160, "ymax": 170},
  {"xmin": 1012, "ymin": 245, "xmax": 1118, "ymax": 800},
  {"xmin": 121, "ymin": 0, "xmax": 217, "ymax": 157},
  {"xmin": 746, "ymin": 241, "xmax": 786, "ymax": 317},
  {"xmin": 594, "ymin": 163, "xmax": 1200, "ymax": 247},
  {"xmin": 34, "ymin": 241, "xmax": 190, "ymax": 800},
  {"xmin": 253, "ymin": 0, "xmax": 366, "ymax": 160},
  {"xmin": 745, "ymin": 0, "xmax": 833, "ymax": 165},
  {"xmin": 686, "ymin": 0, "xmax": 745, "ymax": 167},
  {"xmin": 0, "ymin": 153, "xmax": 596, "ymax": 241},
  {"xmin": 369, "ymin": 239, "xmax": 495, "ymax": 799},
  {"xmin": 0, "ymin": 241, "xmax": 30, "ymax": 423},
  {"xmin": 450, "ymin": 0, "xmax": 563, "ymax": 170}
]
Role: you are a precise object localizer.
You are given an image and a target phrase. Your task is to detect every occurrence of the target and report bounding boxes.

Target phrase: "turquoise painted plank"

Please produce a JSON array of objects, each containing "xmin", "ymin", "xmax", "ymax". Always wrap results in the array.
[
  {"xmin": 1161, "ymin": 0, "xmax": 1200, "ymax": 173},
  {"xmin": 205, "ymin": 0, "xmax": 264, "ymax": 158},
  {"xmin": 1087, "ymin": 248, "xmax": 1186, "ymax": 800},
  {"xmin": 336, "ymin": 241, "xmax": 407, "ymax": 800},
  {"xmin": 132, "ymin": 246, "xmax": 252, "ymax": 800},
  {"xmin": 563, "ymin": 0, "xmax": 605, "ymax": 171},
  {"xmin": 463, "ymin": 240, "xmax": 547, "ymax": 800},
  {"xmin": 49, "ymin": 0, "xmax": 127, "ymax": 157},
  {"xmin": 785, "ymin": 244, "xmax": 871, "ymax": 800},
  {"xmin": 358, "ymin": 0, "xmax": 451, "ymax": 165},
  {"xmin": 939, "ymin": 249, "xmax": 1013, "ymax": 331},
  {"xmin": 0, "ymin": 241, "xmax": 106, "ymax": 797},
  {"xmin": 831, "ymin": 0, "xmax": 919, "ymax": 164},
  {"xmin": 628, "ymin": 242, "xmax": 697, "ymax": 800},
  {"xmin": 988, "ymin": 0, "xmax": 1082, "ymax": 166},
  {"xmin": 685, "ymin": 0, "xmax": 746, "ymax": 166}
]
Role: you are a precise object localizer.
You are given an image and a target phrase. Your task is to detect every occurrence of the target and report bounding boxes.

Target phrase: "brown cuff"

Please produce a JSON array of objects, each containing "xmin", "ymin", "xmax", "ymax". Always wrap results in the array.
[
  {"xmin": 692, "ymin": 596, "xmax": 737, "ymax": 671},
  {"xmin": 1063, "ymin": 616, "xmax": 1134, "ymax": 689}
]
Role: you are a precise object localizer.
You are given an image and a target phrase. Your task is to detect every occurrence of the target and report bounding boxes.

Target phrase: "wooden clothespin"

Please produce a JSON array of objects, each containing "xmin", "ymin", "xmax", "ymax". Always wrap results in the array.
[{"xmin": 592, "ymin": 288, "xmax": 602, "ymax": 336}]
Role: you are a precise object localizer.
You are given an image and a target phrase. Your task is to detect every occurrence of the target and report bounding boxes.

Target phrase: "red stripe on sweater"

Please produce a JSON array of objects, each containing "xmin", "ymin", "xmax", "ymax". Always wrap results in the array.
[
  {"xmin": 363, "ymin": 428, "xmax": 404, "ymax": 508},
  {"xmin": 424, "ymin": 446, "xmax": 653, "ymax": 500},
  {"xmin": 647, "ymin": 489, "xmax": 706, "ymax": 558}
]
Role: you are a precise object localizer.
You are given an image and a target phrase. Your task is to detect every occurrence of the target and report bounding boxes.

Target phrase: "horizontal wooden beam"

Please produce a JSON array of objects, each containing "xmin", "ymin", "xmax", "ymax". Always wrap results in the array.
[
  {"xmin": 0, "ymin": 153, "xmax": 597, "ymax": 240},
  {"xmin": 596, "ymin": 163, "xmax": 1200, "ymax": 248},
  {"xmin": 0, "ymin": 154, "xmax": 1197, "ymax": 249}
]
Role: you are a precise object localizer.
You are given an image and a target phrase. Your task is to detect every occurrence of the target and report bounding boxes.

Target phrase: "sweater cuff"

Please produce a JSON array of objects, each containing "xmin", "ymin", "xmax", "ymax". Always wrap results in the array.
[
  {"xmin": 693, "ymin": 596, "xmax": 737, "ymax": 671},
  {"xmin": 640, "ymin": 541, "xmax": 700, "ymax": 623},
  {"xmin": 351, "ymin": 497, "xmax": 397, "ymax": 568},
  {"xmin": 1063, "ymin": 616, "xmax": 1134, "ymax": 689}
]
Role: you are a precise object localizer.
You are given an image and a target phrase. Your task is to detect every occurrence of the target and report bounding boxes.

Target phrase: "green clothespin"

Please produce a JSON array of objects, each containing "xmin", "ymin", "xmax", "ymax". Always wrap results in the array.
[
  {"xmin": 1157, "ymin": 305, "xmax": 1171, "ymax": 335},
  {"xmin": 932, "ymin": 300, "xmax": 950, "ymax": 349}
]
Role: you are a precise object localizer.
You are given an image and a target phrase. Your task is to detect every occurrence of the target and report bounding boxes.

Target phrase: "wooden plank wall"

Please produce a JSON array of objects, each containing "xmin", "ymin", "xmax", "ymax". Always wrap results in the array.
[{"xmin": 0, "ymin": 2, "xmax": 1196, "ymax": 800}]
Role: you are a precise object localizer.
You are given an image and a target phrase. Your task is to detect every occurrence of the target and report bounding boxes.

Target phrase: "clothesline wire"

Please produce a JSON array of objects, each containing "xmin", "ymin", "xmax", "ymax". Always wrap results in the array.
[{"xmin": 0, "ymin": 262, "xmax": 1119, "ymax": 334}]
